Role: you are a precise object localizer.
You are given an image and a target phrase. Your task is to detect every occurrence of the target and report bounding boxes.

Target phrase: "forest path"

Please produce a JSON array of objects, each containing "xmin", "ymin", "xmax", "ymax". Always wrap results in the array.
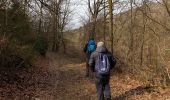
[
  {"xmin": 44, "ymin": 51, "xmax": 170, "ymax": 100},
  {"xmin": 46, "ymin": 52, "xmax": 97, "ymax": 100},
  {"xmin": 44, "ymin": 51, "xmax": 144, "ymax": 100},
  {"xmin": 0, "ymin": 50, "xmax": 169, "ymax": 100}
]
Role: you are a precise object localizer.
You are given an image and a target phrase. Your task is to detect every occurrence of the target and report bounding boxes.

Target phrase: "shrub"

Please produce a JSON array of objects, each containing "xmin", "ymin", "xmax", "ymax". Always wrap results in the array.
[{"xmin": 0, "ymin": 37, "xmax": 37, "ymax": 68}]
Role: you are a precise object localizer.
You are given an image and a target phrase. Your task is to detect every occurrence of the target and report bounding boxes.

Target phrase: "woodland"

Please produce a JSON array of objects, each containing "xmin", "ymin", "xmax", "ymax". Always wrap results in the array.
[{"xmin": 0, "ymin": 0, "xmax": 170, "ymax": 99}]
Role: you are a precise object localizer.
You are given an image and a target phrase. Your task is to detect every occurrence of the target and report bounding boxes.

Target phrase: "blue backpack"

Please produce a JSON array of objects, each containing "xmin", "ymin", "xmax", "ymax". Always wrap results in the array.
[
  {"xmin": 87, "ymin": 40, "xmax": 96, "ymax": 54},
  {"xmin": 95, "ymin": 53, "xmax": 111, "ymax": 75}
]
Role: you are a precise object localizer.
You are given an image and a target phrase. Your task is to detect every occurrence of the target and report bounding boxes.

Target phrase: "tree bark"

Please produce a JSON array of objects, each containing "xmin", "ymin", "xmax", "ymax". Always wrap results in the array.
[
  {"xmin": 108, "ymin": 0, "xmax": 113, "ymax": 53},
  {"xmin": 103, "ymin": 0, "xmax": 106, "ymax": 43}
]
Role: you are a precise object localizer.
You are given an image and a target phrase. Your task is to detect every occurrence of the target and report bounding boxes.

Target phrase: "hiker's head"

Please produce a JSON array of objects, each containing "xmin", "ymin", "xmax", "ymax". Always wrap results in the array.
[
  {"xmin": 89, "ymin": 37, "xmax": 94, "ymax": 40},
  {"xmin": 97, "ymin": 42, "xmax": 105, "ymax": 48}
]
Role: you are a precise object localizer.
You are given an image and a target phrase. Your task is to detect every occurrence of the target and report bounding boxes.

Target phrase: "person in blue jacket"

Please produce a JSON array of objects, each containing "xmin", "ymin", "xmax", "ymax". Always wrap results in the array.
[{"xmin": 83, "ymin": 37, "xmax": 96, "ymax": 77}]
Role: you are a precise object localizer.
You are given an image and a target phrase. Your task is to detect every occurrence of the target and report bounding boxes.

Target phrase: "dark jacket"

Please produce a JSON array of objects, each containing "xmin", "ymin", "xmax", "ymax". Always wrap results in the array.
[{"xmin": 89, "ymin": 46, "xmax": 116, "ymax": 75}]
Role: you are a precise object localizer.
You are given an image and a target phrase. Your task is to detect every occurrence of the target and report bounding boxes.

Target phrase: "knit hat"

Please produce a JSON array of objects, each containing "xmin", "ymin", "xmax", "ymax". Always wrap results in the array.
[{"xmin": 97, "ymin": 42, "xmax": 105, "ymax": 47}]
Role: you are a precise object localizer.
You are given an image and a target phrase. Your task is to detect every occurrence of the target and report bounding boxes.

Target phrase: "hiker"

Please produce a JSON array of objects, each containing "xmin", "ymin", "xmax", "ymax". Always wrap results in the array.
[
  {"xmin": 89, "ymin": 42, "xmax": 116, "ymax": 100},
  {"xmin": 83, "ymin": 37, "xmax": 96, "ymax": 77}
]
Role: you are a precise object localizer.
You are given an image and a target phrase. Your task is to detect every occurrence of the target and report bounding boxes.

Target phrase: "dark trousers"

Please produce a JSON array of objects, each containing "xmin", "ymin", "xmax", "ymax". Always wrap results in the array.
[
  {"xmin": 86, "ymin": 53, "xmax": 93, "ymax": 77},
  {"xmin": 95, "ymin": 75, "xmax": 111, "ymax": 100},
  {"xmin": 86, "ymin": 56, "xmax": 90, "ymax": 76}
]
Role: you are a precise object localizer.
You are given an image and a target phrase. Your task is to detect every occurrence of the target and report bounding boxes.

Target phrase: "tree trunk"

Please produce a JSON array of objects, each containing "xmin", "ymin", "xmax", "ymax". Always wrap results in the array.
[
  {"xmin": 103, "ymin": 0, "xmax": 106, "ymax": 43},
  {"xmin": 108, "ymin": 0, "xmax": 113, "ymax": 53},
  {"xmin": 91, "ymin": 16, "xmax": 96, "ymax": 38},
  {"xmin": 38, "ymin": 1, "xmax": 43, "ymax": 35},
  {"xmin": 140, "ymin": 1, "xmax": 147, "ymax": 67}
]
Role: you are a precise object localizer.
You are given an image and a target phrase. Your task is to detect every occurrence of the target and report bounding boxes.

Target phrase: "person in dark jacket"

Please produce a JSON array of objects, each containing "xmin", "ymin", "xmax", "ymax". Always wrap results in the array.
[{"xmin": 89, "ymin": 42, "xmax": 116, "ymax": 100}]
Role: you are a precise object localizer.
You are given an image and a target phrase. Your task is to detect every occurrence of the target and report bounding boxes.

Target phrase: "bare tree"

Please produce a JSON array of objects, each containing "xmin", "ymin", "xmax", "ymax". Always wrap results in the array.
[
  {"xmin": 108, "ymin": 0, "xmax": 114, "ymax": 53},
  {"xmin": 37, "ymin": 0, "xmax": 72, "ymax": 52},
  {"xmin": 103, "ymin": 0, "xmax": 107, "ymax": 42},
  {"xmin": 162, "ymin": 0, "xmax": 170, "ymax": 17},
  {"xmin": 88, "ymin": 0, "xmax": 104, "ymax": 38}
]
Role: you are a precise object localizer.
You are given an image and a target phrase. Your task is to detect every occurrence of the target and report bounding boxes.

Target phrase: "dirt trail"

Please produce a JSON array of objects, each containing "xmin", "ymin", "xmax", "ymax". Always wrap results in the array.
[
  {"xmin": 38, "ymin": 50, "xmax": 170, "ymax": 100},
  {"xmin": 46, "ymin": 52, "xmax": 96, "ymax": 100},
  {"xmin": 35, "ymin": 49, "xmax": 169, "ymax": 100},
  {"xmin": 0, "ymin": 50, "xmax": 169, "ymax": 100}
]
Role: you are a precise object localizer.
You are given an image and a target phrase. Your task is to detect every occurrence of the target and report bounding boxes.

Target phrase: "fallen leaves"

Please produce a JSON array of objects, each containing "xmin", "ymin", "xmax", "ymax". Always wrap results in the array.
[{"xmin": 0, "ymin": 52, "xmax": 170, "ymax": 100}]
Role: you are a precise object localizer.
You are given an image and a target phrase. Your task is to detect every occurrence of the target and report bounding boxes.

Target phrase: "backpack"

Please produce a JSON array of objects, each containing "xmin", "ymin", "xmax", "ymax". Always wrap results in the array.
[
  {"xmin": 95, "ymin": 53, "xmax": 111, "ymax": 75},
  {"xmin": 87, "ymin": 40, "xmax": 96, "ymax": 54}
]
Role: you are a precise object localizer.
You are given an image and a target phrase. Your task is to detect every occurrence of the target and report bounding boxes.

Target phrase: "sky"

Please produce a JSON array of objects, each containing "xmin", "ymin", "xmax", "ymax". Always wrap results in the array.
[
  {"xmin": 67, "ymin": 0, "xmax": 160, "ymax": 30},
  {"xmin": 67, "ymin": 0, "xmax": 87, "ymax": 29},
  {"xmin": 67, "ymin": 0, "xmax": 139, "ymax": 29},
  {"xmin": 28, "ymin": 0, "xmax": 87, "ymax": 30}
]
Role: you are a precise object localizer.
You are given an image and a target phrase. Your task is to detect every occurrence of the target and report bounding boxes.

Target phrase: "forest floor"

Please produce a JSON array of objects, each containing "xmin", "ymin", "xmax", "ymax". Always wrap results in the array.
[{"xmin": 0, "ymin": 51, "xmax": 170, "ymax": 100}]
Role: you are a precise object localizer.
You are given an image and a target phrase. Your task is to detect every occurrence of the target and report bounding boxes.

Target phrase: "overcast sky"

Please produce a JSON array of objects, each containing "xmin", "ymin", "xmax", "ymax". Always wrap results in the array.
[
  {"xmin": 67, "ymin": 0, "xmax": 87, "ymax": 29},
  {"xmin": 67, "ymin": 0, "xmax": 139, "ymax": 30},
  {"xmin": 67, "ymin": 0, "xmax": 159, "ymax": 30}
]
